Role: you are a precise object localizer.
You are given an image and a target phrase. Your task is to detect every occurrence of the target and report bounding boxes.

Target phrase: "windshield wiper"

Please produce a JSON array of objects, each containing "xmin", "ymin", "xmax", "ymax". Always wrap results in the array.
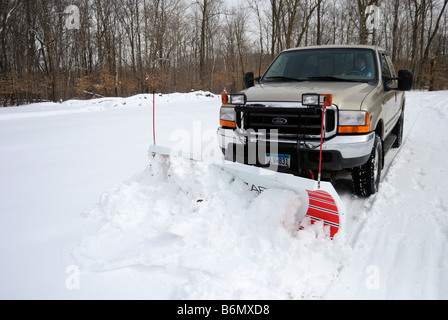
[
  {"xmin": 263, "ymin": 76, "xmax": 305, "ymax": 82},
  {"xmin": 306, "ymin": 76, "xmax": 360, "ymax": 83}
]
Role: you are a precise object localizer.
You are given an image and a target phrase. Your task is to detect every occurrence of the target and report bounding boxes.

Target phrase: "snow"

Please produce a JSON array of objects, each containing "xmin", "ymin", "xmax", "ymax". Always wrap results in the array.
[{"xmin": 0, "ymin": 91, "xmax": 447, "ymax": 300}]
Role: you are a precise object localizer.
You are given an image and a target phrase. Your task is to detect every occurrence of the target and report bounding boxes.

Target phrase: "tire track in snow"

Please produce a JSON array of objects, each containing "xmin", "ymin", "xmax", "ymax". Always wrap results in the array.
[{"xmin": 326, "ymin": 91, "xmax": 448, "ymax": 299}]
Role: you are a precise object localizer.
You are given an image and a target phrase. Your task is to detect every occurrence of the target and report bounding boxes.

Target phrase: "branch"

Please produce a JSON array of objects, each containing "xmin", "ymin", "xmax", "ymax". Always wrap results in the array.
[{"xmin": 0, "ymin": 0, "xmax": 24, "ymax": 34}]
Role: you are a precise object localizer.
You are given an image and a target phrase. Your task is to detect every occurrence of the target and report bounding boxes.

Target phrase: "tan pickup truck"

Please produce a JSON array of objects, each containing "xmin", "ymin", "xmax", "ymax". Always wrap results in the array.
[{"xmin": 218, "ymin": 45, "xmax": 413, "ymax": 196}]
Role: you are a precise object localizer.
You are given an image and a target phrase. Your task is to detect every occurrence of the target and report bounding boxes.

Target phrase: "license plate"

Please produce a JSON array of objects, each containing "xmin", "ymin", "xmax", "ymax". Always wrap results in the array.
[{"xmin": 265, "ymin": 154, "xmax": 291, "ymax": 168}]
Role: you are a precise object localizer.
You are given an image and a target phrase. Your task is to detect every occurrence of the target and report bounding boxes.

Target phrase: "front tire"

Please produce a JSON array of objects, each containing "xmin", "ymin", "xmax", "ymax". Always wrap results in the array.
[{"xmin": 352, "ymin": 134, "xmax": 383, "ymax": 197}]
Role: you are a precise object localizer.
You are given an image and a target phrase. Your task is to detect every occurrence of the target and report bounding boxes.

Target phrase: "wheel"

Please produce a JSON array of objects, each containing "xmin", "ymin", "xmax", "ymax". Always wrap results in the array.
[
  {"xmin": 392, "ymin": 112, "xmax": 404, "ymax": 148},
  {"xmin": 352, "ymin": 134, "xmax": 383, "ymax": 197}
]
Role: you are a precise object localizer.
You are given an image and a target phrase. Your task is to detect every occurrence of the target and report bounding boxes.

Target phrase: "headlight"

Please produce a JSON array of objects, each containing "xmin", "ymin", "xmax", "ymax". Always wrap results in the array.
[
  {"xmin": 221, "ymin": 93, "xmax": 247, "ymax": 106},
  {"xmin": 229, "ymin": 94, "xmax": 246, "ymax": 105},
  {"xmin": 339, "ymin": 111, "xmax": 370, "ymax": 133},
  {"xmin": 302, "ymin": 94, "xmax": 320, "ymax": 107},
  {"xmin": 302, "ymin": 93, "xmax": 332, "ymax": 107},
  {"xmin": 220, "ymin": 106, "xmax": 236, "ymax": 128}
]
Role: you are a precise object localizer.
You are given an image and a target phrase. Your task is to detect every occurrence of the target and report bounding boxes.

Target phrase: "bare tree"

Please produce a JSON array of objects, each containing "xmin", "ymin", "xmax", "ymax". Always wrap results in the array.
[
  {"xmin": 2, "ymin": 0, "xmax": 448, "ymax": 106},
  {"xmin": 356, "ymin": 0, "xmax": 380, "ymax": 45}
]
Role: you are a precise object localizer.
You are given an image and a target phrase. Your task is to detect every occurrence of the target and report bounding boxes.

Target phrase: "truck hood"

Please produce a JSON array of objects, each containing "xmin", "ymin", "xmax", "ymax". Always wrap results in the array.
[{"xmin": 244, "ymin": 81, "xmax": 375, "ymax": 110}]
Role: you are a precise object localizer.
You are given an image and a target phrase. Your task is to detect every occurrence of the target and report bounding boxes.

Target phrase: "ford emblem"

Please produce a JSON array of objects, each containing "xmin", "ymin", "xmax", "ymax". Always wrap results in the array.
[{"xmin": 272, "ymin": 117, "xmax": 288, "ymax": 125}]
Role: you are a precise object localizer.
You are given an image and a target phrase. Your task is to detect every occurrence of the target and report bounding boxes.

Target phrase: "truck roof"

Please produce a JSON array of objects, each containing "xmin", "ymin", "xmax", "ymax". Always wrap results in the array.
[{"xmin": 284, "ymin": 44, "xmax": 385, "ymax": 52}]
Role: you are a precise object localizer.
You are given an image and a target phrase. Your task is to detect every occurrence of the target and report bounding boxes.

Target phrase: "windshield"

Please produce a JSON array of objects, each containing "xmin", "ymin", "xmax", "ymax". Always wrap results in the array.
[{"xmin": 261, "ymin": 48, "xmax": 377, "ymax": 84}]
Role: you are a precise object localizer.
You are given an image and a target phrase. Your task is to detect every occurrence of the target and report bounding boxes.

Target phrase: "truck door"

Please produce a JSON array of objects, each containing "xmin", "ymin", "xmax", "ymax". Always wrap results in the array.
[{"xmin": 380, "ymin": 51, "xmax": 400, "ymax": 136}]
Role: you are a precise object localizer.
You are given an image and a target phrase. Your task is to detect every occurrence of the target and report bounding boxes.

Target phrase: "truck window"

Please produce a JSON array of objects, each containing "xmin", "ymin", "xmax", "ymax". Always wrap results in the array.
[
  {"xmin": 381, "ymin": 54, "xmax": 392, "ymax": 78},
  {"xmin": 262, "ymin": 48, "xmax": 377, "ymax": 83}
]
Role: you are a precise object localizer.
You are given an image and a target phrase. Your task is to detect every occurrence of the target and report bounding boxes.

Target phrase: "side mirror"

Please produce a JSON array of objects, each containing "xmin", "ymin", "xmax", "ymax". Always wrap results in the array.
[
  {"xmin": 397, "ymin": 69, "xmax": 413, "ymax": 91},
  {"xmin": 244, "ymin": 71, "xmax": 255, "ymax": 89},
  {"xmin": 383, "ymin": 69, "xmax": 413, "ymax": 92}
]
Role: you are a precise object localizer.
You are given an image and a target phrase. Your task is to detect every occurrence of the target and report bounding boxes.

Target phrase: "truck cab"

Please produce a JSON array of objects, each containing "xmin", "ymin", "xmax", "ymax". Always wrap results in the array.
[{"xmin": 217, "ymin": 45, "xmax": 413, "ymax": 196}]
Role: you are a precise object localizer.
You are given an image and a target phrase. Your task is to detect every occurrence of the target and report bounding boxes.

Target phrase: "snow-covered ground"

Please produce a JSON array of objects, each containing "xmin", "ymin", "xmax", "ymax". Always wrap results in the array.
[{"xmin": 0, "ymin": 91, "xmax": 447, "ymax": 300}]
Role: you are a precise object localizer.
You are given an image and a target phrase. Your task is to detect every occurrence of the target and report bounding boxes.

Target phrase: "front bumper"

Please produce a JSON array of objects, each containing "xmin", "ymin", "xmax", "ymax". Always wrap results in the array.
[{"xmin": 217, "ymin": 127, "xmax": 375, "ymax": 172}]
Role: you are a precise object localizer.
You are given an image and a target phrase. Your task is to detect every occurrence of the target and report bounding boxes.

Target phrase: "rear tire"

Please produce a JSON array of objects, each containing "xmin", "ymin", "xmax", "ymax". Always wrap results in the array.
[{"xmin": 352, "ymin": 134, "xmax": 383, "ymax": 197}]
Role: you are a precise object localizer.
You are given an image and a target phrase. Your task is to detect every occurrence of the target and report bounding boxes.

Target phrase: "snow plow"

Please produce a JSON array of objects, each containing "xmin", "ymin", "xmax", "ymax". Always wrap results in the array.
[
  {"xmin": 148, "ymin": 89, "xmax": 346, "ymax": 238},
  {"xmin": 148, "ymin": 144, "xmax": 346, "ymax": 238}
]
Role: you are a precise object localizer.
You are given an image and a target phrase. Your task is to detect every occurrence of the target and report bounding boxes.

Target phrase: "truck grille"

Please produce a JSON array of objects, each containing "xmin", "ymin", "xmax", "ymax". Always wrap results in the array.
[{"xmin": 235, "ymin": 105, "xmax": 337, "ymax": 139}]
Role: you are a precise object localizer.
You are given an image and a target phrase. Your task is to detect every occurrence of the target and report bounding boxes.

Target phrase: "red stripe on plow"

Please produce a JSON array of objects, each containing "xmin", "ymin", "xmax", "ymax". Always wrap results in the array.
[{"xmin": 305, "ymin": 190, "xmax": 341, "ymax": 237}]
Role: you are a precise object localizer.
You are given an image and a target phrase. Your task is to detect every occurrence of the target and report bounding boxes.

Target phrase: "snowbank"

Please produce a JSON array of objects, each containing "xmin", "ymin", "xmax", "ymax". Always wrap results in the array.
[{"xmin": 71, "ymin": 153, "xmax": 351, "ymax": 299}]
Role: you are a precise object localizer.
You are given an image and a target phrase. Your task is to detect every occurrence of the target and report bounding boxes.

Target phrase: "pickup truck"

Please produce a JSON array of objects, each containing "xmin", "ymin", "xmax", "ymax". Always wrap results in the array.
[{"xmin": 217, "ymin": 45, "xmax": 413, "ymax": 196}]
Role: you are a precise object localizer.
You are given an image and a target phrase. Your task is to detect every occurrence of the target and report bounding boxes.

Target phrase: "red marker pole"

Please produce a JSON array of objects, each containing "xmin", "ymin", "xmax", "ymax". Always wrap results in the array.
[
  {"xmin": 318, "ymin": 104, "xmax": 325, "ymax": 189},
  {"xmin": 317, "ymin": 94, "xmax": 332, "ymax": 190},
  {"xmin": 153, "ymin": 91, "xmax": 156, "ymax": 146}
]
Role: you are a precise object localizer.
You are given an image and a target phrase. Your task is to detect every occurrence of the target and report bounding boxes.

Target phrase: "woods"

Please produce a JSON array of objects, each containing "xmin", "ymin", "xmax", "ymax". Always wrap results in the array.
[{"xmin": 1, "ymin": 0, "xmax": 448, "ymax": 106}]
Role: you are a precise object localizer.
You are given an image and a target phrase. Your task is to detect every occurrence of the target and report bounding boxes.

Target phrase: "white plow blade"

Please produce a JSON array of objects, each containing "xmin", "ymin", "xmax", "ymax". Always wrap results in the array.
[{"xmin": 149, "ymin": 145, "xmax": 346, "ymax": 238}]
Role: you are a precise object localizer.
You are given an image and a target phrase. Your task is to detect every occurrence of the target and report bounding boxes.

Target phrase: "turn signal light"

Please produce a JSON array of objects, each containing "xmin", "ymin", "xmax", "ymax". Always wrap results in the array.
[
  {"xmin": 221, "ymin": 93, "xmax": 228, "ymax": 105},
  {"xmin": 338, "ymin": 112, "xmax": 370, "ymax": 133},
  {"xmin": 220, "ymin": 120, "xmax": 236, "ymax": 128}
]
